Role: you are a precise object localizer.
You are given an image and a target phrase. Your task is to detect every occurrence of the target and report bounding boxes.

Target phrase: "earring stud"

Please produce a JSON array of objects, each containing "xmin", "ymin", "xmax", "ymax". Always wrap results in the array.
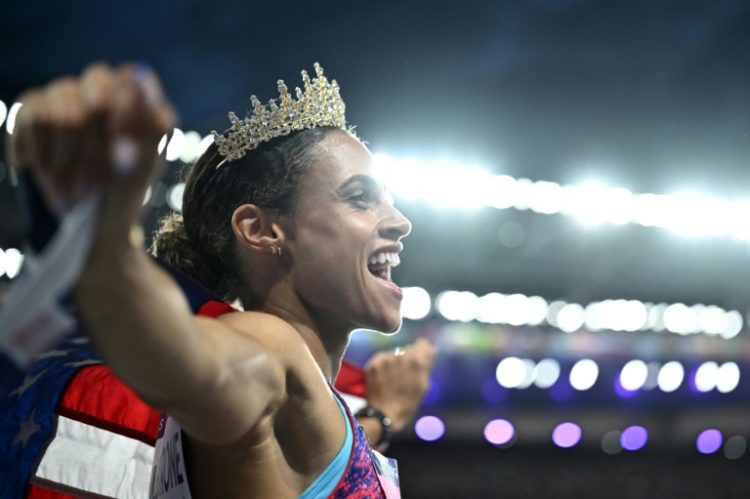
[{"xmin": 270, "ymin": 245, "xmax": 282, "ymax": 257}]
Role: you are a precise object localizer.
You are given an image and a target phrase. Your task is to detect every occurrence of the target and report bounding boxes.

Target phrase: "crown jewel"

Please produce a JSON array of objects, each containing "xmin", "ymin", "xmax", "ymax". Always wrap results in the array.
[{"xmin": 212, "ymin": 63, "xmax": 348, "ymax": 166}]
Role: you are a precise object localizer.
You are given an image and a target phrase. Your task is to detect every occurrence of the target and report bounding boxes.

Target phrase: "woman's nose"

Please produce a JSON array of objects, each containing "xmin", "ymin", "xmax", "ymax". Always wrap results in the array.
[{"xmin": 380, "ymin": 205, "xmax": 412, "ymax": 240}]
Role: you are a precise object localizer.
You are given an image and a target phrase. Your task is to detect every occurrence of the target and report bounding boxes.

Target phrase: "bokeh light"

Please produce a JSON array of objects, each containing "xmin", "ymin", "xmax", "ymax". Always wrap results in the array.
[
  {"xmin": 569, "ymin": 359, "xmax": 599, "ymax": 391},
  {"xmin": 601, "ymin": 430, "xmax": 622, "ymax": 455},
  {"xmin": 696, "ymin": 429, "xmax": 723, "ymax": 454},
  {"xmin": 657, "ymin": 361, "xmax": 684, "ymax": 392},
  {"xmin": 483, "ymin": 419, "xmax": 515, "ymax": 446},
  {"xmin": 401, "ymin": 287, "xmax": 432, "ymax": 320},
  {"xmin": 620, "ymin": 425, "xmax": 649, "ymax": 451},
  {"xmin": 552, "ymin": 422, "xmax": 582, "ymax": 448},
  {"xmin": 724, "ymin": 436, "xmax": 747, "ymax": 460},
  {"xmin": 620, "ymin": 360, "xmax": 648, "ymax": 391},
  {"xmin": 414, "ymin": 415, "xmax": 446, "ymax": 442},
  {"xmin": 496, "ymin": 357, "xmax": 528, "ymax": 389},
  {"xmin": 533, "ymin": 358, "xmax": 561, "ymax": 389}
]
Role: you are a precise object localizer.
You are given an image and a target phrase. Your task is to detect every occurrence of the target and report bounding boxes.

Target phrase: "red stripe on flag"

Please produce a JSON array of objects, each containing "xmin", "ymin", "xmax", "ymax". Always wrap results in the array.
[
  {"xmin": 58, "ymin": 365, "xmax": 162, "ymax": 446},
  {"xmin": 334, "ymin": 360, "xmax": 366, "ymax": 397},
  {"xmin": 26, "ymin": 483, "xmax": 78, "ymax": 499},
  {"xmin": 198, "ymin": 300, "xmax": 236, "ymax": 317}
]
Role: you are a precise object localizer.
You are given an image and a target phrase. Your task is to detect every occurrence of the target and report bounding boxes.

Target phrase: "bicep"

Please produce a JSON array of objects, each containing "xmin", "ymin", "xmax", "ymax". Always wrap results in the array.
[{"xmin": 164, "ymin": 315, "xmax": 288, "ymax": 446}]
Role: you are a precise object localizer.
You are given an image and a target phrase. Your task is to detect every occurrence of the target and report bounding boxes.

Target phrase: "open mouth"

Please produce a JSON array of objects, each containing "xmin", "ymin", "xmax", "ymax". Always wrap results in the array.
[{"xmin": 367, "ymin": 251, "xmax": 401, "ymax": 282}]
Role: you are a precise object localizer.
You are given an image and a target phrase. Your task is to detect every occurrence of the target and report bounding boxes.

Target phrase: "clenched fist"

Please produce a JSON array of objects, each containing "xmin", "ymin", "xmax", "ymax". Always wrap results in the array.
[
  {"xmin": 364, "ymin": 337, "xmax": 437, "ymax": 432},
  {"xmin": 7, "ymin": 62, "xmax": 177, "ymax": 242}
]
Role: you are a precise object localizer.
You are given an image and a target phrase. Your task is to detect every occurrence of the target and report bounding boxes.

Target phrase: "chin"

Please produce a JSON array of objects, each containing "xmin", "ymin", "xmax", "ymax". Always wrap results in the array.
[{"xmin": 370, "ymin": 315, "xmax": 403, "ymax": 335}]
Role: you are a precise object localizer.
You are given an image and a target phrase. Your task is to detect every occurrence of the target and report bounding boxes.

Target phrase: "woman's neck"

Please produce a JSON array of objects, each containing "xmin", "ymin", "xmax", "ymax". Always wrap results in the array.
[{"xmin": 262, "ymin": 300, "xmax": 350, "ymax": 382}]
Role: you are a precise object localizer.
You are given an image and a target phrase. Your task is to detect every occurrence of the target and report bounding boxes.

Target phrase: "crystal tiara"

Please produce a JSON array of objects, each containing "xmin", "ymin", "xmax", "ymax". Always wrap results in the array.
[{"xmin": 212, "ymin": 63, "xmax": 348, "ymax": 167}]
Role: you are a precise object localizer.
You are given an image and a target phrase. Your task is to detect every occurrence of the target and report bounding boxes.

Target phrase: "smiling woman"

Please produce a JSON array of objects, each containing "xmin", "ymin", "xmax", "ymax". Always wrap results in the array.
[{"xmin": 6, "ymin": 61, "xmax": 432, "ymax": 499}]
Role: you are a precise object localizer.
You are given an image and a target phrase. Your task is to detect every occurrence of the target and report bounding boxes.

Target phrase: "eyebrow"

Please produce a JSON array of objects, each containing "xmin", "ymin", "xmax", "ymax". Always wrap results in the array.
[{"xmin": 336, "ymin": 174, "xmax": 384, "ymax": 193}]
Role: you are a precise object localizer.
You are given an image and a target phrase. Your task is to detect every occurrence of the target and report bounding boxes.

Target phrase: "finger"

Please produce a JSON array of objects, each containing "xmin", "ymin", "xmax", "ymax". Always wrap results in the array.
[
  {"xmin": 46, "ymin": 78, "xmax": 87, "ymax": 204},
  {"xmin": 412, "ymin": 337, "xmax": 438, "ymax": 358},
  {"xmin": 81, "ymin": 62, "xmax": 116, "ymax": 182}
]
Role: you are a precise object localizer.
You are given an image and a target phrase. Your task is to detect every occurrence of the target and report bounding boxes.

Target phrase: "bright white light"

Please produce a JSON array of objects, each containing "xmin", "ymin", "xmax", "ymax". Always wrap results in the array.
[
  {"xmin": 199, "ymin": 134, "xmax": 215, "ymax": 156},
  {"xmin": 6, "ymin": 102, "xmax": 22, "ymax": 134},
  {"xmin": 528, "ymin": 181, "xmax": 565, "ymax": 215},
  {"xmin": 476, "ymin": 293, "xmax": 506, "ymax": 324},
  {"xmin": 505, "ymin": 293, "xmax": 531, "ymax": 326},
  {"xmin": 662, "ymin": 193, "xmax": 731, "ymax": 237},
  {"xmin": 721, "ymin": 311, "xmax": 743, "ymax": 339},
  {"xmin": 142, "ymin": 185, "xmax": 152, "ymax": 206},
  {"xmin": 496, "ymin": 357, "xmax": 528, "ymax": 389},
  {"xmin": 570, "ymin": 359, "xmax": 599, "ymax": 391},
  {"xmin": 436, "ymin": 291, "xmax": 478, "ymax": 322},
  {"xmin": 716, "ymin": 362, "xmax": 740, "ymax": 393},
  {"xmin": 166, "ymin": 183, "xmax": 185, "ymax": 212},
  {"xmin": 526, "ymin": 296, "xmax": 549, "ymax": 326},
  {"xmin": 166, "ymin": 128, "xmax": 186, "ymax": 162},
  {"xmin": 546, "ymin": 300, "xmax": 566, "ymax": 327},
  {"xmin": 695, "ymin": 361, "xmax": 719, "ymax": 392},
  {"xmin": 647, "ymin": 303, "xmax": 667, "ymax": 332},
  {"xmin": 401, "ymin": 287, "xmax": 431, "ymax": 320},
  {"xmin": 533, "ymin": 358, "xmax": 561, "ymax": 389},
  {"xmin": 664, "ymin": 303, "xmax": 698, "ymax": 335},
  {"xmin": 699, "ymin": 305, "xmax": 728, "ymax": 336},
  {"xmin": 620, "ymin": 360, "xmax": 649, "ymax": 391},
  {"xmin": 486, "ymin": 175, "xmax": 519, "ymax": 209},
  {"xmin": 657, "ymin": 361, "xmax": 684, "ymax": 392},
  {"xmin": 0, "ymin": 248, "xmax": 5, "ymax": 277},
  {"xmin": 0, "ymin": 100, "xmax": 7, "ymax": 128},
  {"xmin": 372, "ymin": 155, "xmax": 494, "ymax": 209},
  {"xmin": 557, "ymin": 303, "xmax": 585, "ymax": 333},
  {"xmin": 3, "ymin": 248, "xmax": 24, "ymax": 279},
  {"xmin": 158, "ymin": 134, "xmax": 168, "ymax": 155},
  {"xmin": 179, "ymin": 130, "xmax": 204, "ymax": 164},
  {"xmin": 517, "ymin": 358, "xmax": 536, "ymax": 389},
  {"xmin": 371, "ymin": 152, "xmax": 750, "ymax": 243},
  {"xmin": 565, "ymin": 182, "xmax": 616, "ymax": 226}
]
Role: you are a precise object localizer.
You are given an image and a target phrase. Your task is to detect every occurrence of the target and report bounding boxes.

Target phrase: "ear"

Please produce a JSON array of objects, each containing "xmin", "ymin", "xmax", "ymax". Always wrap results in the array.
[{"xmin": 231, "ymin": 204, "xmax": 286, "ymax": 255}]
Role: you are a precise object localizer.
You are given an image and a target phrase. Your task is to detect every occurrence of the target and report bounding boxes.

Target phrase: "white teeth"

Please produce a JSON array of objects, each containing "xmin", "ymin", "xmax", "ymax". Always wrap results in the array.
[{"xmin": 368, "ymin": 251, "xmax": 401, "ymax": 268}]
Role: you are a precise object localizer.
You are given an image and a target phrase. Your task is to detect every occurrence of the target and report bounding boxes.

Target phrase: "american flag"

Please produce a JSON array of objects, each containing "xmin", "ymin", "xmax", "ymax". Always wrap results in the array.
[{"xmin": 0, "ymin": 262, "xmax": 367, "ymax": 499}]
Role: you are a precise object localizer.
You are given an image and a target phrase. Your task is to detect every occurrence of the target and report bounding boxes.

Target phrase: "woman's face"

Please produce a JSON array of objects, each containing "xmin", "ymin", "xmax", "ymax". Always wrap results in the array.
[{"xmin": 284, "ymin": 132, "xmax": 411, "ymax": 334}]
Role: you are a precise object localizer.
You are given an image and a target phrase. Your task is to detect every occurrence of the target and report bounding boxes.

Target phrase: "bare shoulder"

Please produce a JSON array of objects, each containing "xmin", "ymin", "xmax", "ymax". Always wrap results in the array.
[{"xmin": 208, "ymin": 311, "xmax": 309, "ymax": 362}]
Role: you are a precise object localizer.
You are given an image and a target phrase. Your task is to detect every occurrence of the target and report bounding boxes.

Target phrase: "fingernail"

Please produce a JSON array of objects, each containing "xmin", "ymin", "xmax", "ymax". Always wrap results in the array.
[{"xmin": 113, "ymin": 137, "xmax": 137, "ymax": 175}]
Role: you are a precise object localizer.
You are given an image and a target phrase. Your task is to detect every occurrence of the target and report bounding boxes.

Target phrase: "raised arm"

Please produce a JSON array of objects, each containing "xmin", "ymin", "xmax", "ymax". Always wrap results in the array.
[{"xmin": 10, "ymin": 63, "xmax": 285, "ymax": 445}]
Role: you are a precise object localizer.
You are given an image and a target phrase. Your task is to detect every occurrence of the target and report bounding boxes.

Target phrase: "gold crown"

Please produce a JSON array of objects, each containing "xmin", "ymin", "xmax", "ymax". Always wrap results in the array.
[{"xmin": 212, "ymin": 63, "xmax": 348, "ymax": 167}]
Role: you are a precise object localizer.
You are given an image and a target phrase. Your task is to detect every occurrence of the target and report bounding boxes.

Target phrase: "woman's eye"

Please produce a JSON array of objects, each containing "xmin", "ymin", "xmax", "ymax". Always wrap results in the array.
[{"xmin": 350, "ymin": 192, "xmax": 371, "ymax": 203}]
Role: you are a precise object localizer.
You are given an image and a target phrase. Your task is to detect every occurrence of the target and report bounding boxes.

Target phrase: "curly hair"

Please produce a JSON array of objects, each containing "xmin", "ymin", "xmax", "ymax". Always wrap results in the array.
[{"xmin": 150, "ymin": 126, "xmax": 347, "ymax": 307}]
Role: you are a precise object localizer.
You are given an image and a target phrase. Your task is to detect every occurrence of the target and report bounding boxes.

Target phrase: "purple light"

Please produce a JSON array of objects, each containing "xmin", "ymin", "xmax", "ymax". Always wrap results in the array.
[
  {"xmin": 483, "ymin": 419, "xmax": 515, "ymax": 446},
  {"xmin": 620, "ymin": 425, "xmax": 648, "ymax": 451},
  {"xmin": 552, "ymin": 422, "xmax": 582, "ymax": 448},
  {"xmin": 614, "ymin": 378, "xmax": 638, "ymax": 399},
  {"xmin": 415, "ymin": 415, "xmax": 445, "ymax": 442},
  {"xmin": 696, "ymin": 429, "xmax": 723, "ymax": 454}
]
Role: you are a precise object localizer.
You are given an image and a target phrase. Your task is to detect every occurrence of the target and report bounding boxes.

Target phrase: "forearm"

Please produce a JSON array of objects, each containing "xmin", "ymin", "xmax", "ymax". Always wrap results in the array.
[
  {"xmin": 75, "ymin": 238, "xmax": 212, "ymax": 408},
  {"xmin": 357, "ymin": 416, "xmax": 384, "ymax": 448}
]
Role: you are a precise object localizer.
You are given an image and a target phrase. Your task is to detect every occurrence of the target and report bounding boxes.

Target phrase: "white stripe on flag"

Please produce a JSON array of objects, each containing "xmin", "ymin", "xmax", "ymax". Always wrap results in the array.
[
  {"xmin": 35, "ymin": 415, "xmax": 155, "ymax": 499},
  {"xmin": 339, "ymin": 393, "xmax": 367, "ymax": 415}
]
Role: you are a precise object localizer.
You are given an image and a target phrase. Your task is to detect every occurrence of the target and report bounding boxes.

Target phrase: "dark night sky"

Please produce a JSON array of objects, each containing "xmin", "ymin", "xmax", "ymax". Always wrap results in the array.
[
  {"xmin": 2, "ymin": 0, "xmax": 750, "ymax": 304},
  {"xmin": 2, "ymin": 0, "xmax": 748, "ymax": 194}
]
